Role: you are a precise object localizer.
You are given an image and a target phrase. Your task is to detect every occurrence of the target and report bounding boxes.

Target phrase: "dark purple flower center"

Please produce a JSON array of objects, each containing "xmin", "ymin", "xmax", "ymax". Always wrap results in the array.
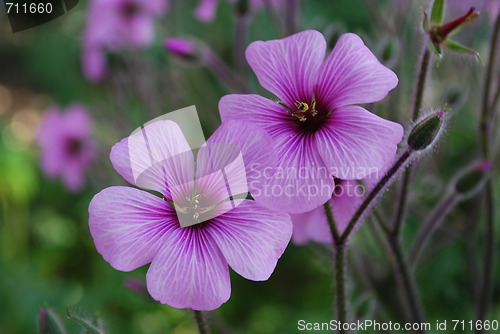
[
  {"xmin": 287, "ymin": 98, "xmax": 328, "ymax": 133},
  {"xmin": 120, "ymin": 1, "xmax": 141, "ymax": 19},
  {"xmin": 66, "ymin": 138, "xmax": 83, "ymax": 156}
]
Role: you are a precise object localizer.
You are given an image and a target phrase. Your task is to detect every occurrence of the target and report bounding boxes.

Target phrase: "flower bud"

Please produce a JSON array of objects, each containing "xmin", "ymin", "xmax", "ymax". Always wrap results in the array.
[
  {"xmin": 164, "ymin": 38, "xmax": 197, "ymax": 60},
  {"xmin": 408, "ymin": 110, "xmax": 445, "ymax": 151},
  {"xmin": 455, "ymin": 161, "xmax": 491, "ymax": 197}
]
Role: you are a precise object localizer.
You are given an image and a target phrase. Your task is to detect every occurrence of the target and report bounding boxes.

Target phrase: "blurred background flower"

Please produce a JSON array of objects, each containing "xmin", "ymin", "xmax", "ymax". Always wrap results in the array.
[{"xmin": 37, "ymin": 105, "xmax": 96, "ymax": 191}]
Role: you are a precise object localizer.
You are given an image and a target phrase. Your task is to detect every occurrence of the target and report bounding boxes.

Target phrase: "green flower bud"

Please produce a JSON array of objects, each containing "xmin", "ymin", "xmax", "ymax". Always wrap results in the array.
[{"xmin": 408, "ymin": 110, "xmax": 445, "ymax": 151}]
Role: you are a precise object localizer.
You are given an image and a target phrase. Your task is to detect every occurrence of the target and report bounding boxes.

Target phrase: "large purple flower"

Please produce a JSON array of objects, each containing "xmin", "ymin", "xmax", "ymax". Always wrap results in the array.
[
  {"xmin": 89, "ymin": 120, "xmax": 292, "ymax": 310},
  {"xmin": 82, "ymin": 0, "xmax": 168, "ymax": 82},
  {"xmin": 219, "ymin": 30, "xmax": 404, "ymax": 213},
  {"xmin": 37, "ymin": 105, "xmax": 96, "ymax": 191}
]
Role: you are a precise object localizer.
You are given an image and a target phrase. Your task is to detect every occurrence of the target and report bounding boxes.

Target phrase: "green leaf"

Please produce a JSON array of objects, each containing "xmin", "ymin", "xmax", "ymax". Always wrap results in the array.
[
  {"xmin": 445, "ymin": 39, "xmax": 483, "ymax": 64},
  {"xmin": 40, "ymin": 309, "xmax": 67, "ymax": 334},
  {"xmin": 430, "ymin": 0, "xmax": 445, "ymax": 25},
  {"xmin": 67, "ymin": 308, "xmax": 106, "ymax": 334},
  {"xmin": 428, "ymin": 41, "xmax": 442, "ymax": 58},
  {"xmin": 423, "ymin": 11, "xmax": 430, "ymax": 31}
]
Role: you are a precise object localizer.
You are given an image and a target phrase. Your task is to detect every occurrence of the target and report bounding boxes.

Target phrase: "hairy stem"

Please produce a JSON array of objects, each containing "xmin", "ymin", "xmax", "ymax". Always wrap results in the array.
[
  {"xmin": 476, "ymin": 12, "xmax": 500, "ymax": 331},
  {"xmin": 325, "ymin": 202, "xmax": 347, "ymax": 332},
  {"xmin": 324, "ymin": 201, "xmax": 340, "ymax": 244},
  {"xmin": 335, "ymin": 246, "xmax": 347, "ymax": 334},
  {"xmin": 285, "ymin": 0, "xmax": 298, "ymax": 35},
  {"xmin": 340, "ymin": 150, "xmax": 413, "ymax": 244},
  {"xmin": 392, "ymin": 47, "xmax": 431, "ymax": 235},
  {"xmin": 201, "ymin": 48, "xmax": 250, "ymax": 93},
  {"xmin": 234, "ymin": 13, "xmax": 249, "ymax": 78},
  {"xmin": 387, "ymin": 235, "xmax": 427, "ymax": 333},
  {"xmin": 409, "ymin": 194, "xmax": 459, "ymax": 266},
  {"xmin": 193, "ymin": 310, "xmax": 210, "ymax": 334}
]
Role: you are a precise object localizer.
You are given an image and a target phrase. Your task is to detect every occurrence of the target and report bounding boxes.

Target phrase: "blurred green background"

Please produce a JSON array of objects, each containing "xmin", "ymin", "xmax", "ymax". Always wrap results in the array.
[{"xmin": 0, "ymin": 0, "xmax": 499, "ymax": 333}]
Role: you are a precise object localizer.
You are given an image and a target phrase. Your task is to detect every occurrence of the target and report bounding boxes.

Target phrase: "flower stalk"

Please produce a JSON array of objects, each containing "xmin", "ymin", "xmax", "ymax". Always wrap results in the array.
[
  {"xmin": 325, "ymin": 201, "xmax": 347, "ymax": 333},
  {"xmin": 476, "ymin": 11, "xmax": 500, "ymax": 331},
  {"xmin": 335, "ymin": 246, "xmax": 347, "ymax": 334},
  {"xmin": 392, "ymin": 45, "xmax": 431, "ymax": 236},
  {"xmin": 409, "ymin": 193, "xmax": 459, "ymax": 266},
  {"xmin": 194, "ymin": 310, "xmax": 210, "ymax": 334},
  {"xmin": 340, "ymin": 149, "xmax": 412, "ymax": 244}
]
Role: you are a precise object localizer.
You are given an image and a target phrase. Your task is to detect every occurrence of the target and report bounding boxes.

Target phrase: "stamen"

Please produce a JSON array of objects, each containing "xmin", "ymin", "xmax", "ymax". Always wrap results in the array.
[{"xmin": 294, "ymin": 101, "xmax": 309, "ymax": 113}]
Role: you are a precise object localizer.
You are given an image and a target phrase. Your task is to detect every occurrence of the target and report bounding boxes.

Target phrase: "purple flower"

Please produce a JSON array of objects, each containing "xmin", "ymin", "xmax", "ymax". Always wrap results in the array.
[
  {"xmin": 82, "ymin": 0, "xmax": 168, "ymax": 82},
  {"xmin": 195, "ymin": 0, "xmax": 284, "ymax": 22},
  {"xmin": 89, "ymin": 120, "xmax": 292, "ymax": 310},
  {"xmin": 37, "ymin": 105, "xmax": 96, "ymax": 192},
  {"xmin": 219, "ymin": 30, "xmax": 404, "ymax": 214}
]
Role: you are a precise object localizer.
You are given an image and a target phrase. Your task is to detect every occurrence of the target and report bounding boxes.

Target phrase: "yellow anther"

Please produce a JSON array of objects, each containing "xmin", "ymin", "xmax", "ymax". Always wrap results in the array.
[{"xmin": 294, "ymin": 101, "xmax": 309, "ymax": 113}]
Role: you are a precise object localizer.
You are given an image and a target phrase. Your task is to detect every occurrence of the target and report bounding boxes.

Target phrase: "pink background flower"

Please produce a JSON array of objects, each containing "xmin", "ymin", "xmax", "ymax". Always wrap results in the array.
[{"xmin": 37, "ymin": 105, "xmax": 96, "ymax": 191}]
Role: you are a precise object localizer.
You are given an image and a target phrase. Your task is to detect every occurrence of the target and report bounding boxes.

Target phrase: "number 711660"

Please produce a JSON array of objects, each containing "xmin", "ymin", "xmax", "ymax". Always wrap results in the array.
[
  {"xmin": 5, "ymin": 2, "xmax": 53, "ymax": 14},
  {"xmin": 452, "ymin": 320, "xmax": 499, "ymax": 331}
]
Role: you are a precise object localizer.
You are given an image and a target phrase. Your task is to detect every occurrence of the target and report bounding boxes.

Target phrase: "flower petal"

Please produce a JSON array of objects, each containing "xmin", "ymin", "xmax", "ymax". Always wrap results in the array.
[
  {"xmin": 146, "ymin": 227, "xmax": 230, "ymax": 310},
  {"xmin": 88, "ymin": 186, "xmax": 178, "ymax": 272},
  {"xmin": 204, "ymin": 120, "xmax": 279, "ymax": 201},
  {"xmin": 219, "ymin": 94, "xmax": 291, "ymax": 126},
  {"xmin": 315, "ymin": 105, "xmax": 403, "ymax": 180},
  {"xmin": 246, "ymin": 30, "xmax": 326, "ymax": 107},
  {"xmin": 206, "ymin": 200, "xmax": 292, "ymax": 281},
  {"xmin": 110, "ymin": 120, "xmax": 193, "ymax": 195},
  {"xmin": 195, "ymin": 0, "xmax": 219, "ymax": 22},
  {"xmin": 259, "ymin": 130, "xmax": 335, "ymax": 213},
  {"xmin": 291, "ymin": 205, "xmax": 331, "ymax": 245},
  {"xmin": 291, "ymin": 179, "xmax": 364, "ymax": 245},
  {"xmin": 314, "ymin": 33, "xmax": 398, "ymax": 111}
]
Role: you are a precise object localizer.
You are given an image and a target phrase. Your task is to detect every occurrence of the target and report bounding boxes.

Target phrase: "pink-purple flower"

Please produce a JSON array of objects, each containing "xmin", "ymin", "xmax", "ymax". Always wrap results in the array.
[
  {"xmin": 82, "ymin": 0, "xmax": 168, "ymax": 82},
  {"xmin": 37, "ymin": 105, "xmax": 96, "ymax": 192},
  {"xmin": 89, "ymin": 120, "xmax": 292, "ymax": 310},
  {"xmin": 219, "ymin": 30, "xmax": 404, "ymax": 214},
  {"xmin": 195, "ymin": 0, "xmax": 284, "ymax": 22}
]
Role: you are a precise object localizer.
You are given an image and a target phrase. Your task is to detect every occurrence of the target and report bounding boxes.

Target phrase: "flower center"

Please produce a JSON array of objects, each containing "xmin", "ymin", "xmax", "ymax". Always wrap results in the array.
[
  {"xmin": 183, "ymin": 193, "xmax": 211, "ymax": 221},
  {"xmin": 66, "ymin": 138, "xmax": 83, "ymax": 155},
  {"xmin": 283, "ymin": 97, "xmax": 328, "ymax": 133},
  {"xmin": 121, "ymin": 1, "xmax": 141, "ymax": 19}
]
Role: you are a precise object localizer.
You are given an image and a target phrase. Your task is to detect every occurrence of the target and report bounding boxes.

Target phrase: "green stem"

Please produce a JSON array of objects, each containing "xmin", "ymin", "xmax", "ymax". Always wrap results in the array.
[
  {"xmin": 387, "ymin": 236, "xmax": 427, "ymax": 333},
  {"xmin": 324, "ymin": 201, "xmax": 340, "ymax": 244},
  {"xmin": 340, "ymin": 150, "xmax": 413, "ymax": 244},
  {"xmin": 476, "ymin": 12, "xmax": 500, "ymax": 332},
  {"xmin": 409, "ymin": 193, "xmax": 459, "ymax": 266},
  {"xmin": 373, "ymin": 213, "xmax": 427, "ymax": 331},
  {"xmin": 193, "ymin": 310, "xmax": 210, "ymax": 334},
  {"xmin": 335, "ymin": 246, "xmax": 347, "ymax": 334},
  {"xmin": 412, "ymin": 49, "xmax": 431, "ymax": 121},
  {"xmin": 324, "ymin": 202, "xmax": 347, "ymax": 333},
  {"xmin": 392, "ymin": 47, "xmax": 431, "ymax": 235}
]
